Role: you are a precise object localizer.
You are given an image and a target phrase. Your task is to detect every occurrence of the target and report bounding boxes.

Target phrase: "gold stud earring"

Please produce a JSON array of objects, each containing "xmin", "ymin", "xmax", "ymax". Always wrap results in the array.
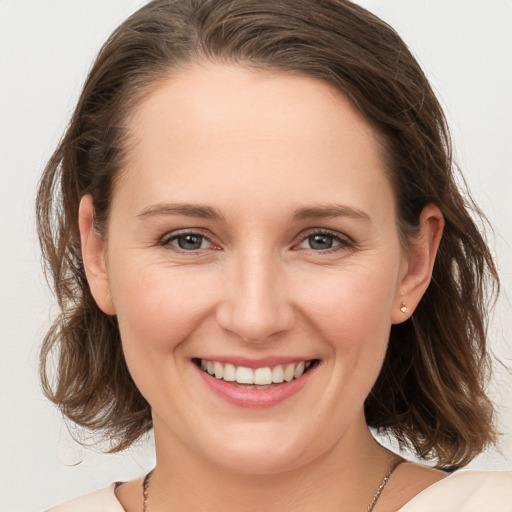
[{"xmin": 400, "ymin": 302, "xmax": 409, "ymax": 314}]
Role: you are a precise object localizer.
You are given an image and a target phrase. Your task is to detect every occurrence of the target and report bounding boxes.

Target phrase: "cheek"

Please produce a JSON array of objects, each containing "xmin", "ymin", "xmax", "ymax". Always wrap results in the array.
[
  {"xmin": 293, "ymin": 261, "xmax": 399, "ymax": 423},
  {"xmin": 109, "ymin": 263, "xmax": 223, "ymax": 408},
  {"xmin": 110, "ymin": 263, "xmax": 219, "ymax": 352},
  {"xmin": 297, "ymin": 260, "xmax": 399, "ymax": 350}
]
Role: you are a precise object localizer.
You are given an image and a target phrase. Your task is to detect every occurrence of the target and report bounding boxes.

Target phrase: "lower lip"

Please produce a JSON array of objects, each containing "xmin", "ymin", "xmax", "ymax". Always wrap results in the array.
[{"xmin": 195, "ymin": 364, "xmax": 314, "ymax": 408}]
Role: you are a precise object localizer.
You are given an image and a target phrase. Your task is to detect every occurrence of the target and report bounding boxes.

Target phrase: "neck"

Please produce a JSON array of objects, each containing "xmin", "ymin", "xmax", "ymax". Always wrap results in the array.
[{"xmin": 147, "ymin": 415, "xmax": 396, "ymax": 512}]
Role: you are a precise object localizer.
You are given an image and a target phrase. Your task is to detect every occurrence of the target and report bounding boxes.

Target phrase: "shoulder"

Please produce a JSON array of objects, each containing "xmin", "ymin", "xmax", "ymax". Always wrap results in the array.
[
  {"xmin": 45, "ymin": 484, "xmax": 125, "ymax": 512},
  {"xmin": 399, "ymin": 470, "xmax": 512, "ymax": 511}
]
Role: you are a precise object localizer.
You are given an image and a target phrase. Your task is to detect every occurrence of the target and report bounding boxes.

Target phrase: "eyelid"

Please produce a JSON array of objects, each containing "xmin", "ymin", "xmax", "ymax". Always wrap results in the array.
[
  {"xmin": 159, "ymin": 228, "xmax": 218, "ymax": 251},
  {"xmin": 295, "ymin": 228, "xmax": 356, "ymax": 251},
  {"xmin": 157, "ymin": 227, "xmax": 355, "ymax": 253}
]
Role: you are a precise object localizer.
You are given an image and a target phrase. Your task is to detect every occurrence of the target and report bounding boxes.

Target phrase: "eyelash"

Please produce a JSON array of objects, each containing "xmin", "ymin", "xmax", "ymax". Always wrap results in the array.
[
  {"xmin": 159, "ymin": 229, "xmax": 355, "ymax": 253},
  {"xmin": 159, "ymin": 229, "xmax": 216, "ymax": 252},
  {"xmin": 296, "ymin": 229, "xmax": 355, "ymax": 252}
]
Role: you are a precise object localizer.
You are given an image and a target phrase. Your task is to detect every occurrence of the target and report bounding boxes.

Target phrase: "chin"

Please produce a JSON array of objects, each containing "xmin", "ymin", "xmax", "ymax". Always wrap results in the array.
[
  {"xmin": 208, "ymin": 445, "xmax": 307, "ymax": 475},
  {"xmin": 195, "ymin": 422, "xmax": 322, "ymax": 475}
]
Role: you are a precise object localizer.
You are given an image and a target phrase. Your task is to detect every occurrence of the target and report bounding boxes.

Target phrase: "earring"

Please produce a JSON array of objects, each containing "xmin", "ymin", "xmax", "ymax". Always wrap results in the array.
[{"xmin": 400, "ymin": 302, "xmax": 409, "ymax": 314}]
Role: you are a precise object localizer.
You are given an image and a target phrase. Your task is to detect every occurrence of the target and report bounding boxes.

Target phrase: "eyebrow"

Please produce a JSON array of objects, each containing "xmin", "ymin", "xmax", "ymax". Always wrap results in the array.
[
  {"xmin": 136, "ymin": 202, "xmax": 370, "ymax": 223},
  {"xmin": 291, "ymin": 204, "xmax": 371, "ymax": 223},
  {"xmin": 137, "ymin": 203, "xmax": 225, "ymax": 221}
]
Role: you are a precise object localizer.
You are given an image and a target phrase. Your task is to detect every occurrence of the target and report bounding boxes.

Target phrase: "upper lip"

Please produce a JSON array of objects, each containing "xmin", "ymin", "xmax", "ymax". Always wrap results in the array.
[{"xmin": 192, "ymin": 356, "xmax": 317, "ymax": 369}]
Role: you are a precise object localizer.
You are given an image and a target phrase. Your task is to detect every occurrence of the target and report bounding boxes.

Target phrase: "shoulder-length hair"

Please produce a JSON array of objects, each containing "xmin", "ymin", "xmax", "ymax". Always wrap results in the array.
[{"xmin": 37, "ymin": 0, "xmax": 498, "ymax": 469}]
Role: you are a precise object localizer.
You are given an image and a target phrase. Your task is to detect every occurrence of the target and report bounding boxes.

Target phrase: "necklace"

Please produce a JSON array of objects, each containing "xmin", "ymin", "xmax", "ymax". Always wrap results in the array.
[
  {"xmin": 142, "ymin": 459, "xmax": 401, "ymax": 512},
  {"xmin": 366, "ymin": 460, "xmax": 401, "ymax": 512}
]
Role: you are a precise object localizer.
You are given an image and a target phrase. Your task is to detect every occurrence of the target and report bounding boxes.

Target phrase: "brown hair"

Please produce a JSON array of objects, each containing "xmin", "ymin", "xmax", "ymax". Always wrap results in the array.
[{"xmin": 37, "ymin": 0, "xmax": 499, "ymax": 468}]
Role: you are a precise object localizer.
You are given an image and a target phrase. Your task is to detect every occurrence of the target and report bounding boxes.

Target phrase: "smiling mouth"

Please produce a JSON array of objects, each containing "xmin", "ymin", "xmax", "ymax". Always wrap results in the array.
[{"xmin": 193, "ymin": 358, "xmax": 318, "ymax": 389}]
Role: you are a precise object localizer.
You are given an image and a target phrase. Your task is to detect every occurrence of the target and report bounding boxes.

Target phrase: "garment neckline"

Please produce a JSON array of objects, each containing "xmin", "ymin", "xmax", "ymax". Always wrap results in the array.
[{"xmin": 396, "ymin": 470, "xmax": 458, "ymax": 511}]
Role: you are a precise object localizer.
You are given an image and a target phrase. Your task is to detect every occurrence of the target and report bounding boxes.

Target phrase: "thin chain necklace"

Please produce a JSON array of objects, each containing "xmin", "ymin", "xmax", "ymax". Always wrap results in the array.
[
  {"xmin": 142, "ymin": 459, "xmax": 401, "ymax": 512},
  {"xmin": 366, "ymin": 460, "xmax": 401, "ymax": 512}
]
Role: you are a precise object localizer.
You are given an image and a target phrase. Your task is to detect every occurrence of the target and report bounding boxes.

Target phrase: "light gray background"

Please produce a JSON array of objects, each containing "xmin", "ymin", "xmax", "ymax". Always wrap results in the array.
[{"xmin": 1, "ymin": 1, "xmax": 511, "ymax": 511}]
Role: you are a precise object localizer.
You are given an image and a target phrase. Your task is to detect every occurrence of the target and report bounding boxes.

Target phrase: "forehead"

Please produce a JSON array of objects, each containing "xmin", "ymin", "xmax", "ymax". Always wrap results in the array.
[{"xmin": 116, "ymin": 63, "xmax": 393, "ymax": 218}]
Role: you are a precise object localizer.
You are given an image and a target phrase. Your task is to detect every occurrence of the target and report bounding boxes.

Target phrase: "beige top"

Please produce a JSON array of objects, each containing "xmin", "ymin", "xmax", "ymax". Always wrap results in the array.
[{"xmin": 47, "ymin": 470, "xmax": 512, "ymax": 511}]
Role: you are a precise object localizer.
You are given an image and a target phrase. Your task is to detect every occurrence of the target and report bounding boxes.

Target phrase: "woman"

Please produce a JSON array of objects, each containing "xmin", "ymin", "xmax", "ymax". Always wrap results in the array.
[{"xmin": 38, "ymin": 0, "xmax": 511, "ymax": 510}]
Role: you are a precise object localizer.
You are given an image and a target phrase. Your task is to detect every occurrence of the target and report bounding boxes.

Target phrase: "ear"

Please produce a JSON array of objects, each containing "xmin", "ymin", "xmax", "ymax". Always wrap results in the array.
[
  {"xmin": 78, "ymin": 194, "xmax": 116, "ymax": 315},
  {"xmin": 391, "ymin": 204, "xmax": 444, "ymax": 324}
]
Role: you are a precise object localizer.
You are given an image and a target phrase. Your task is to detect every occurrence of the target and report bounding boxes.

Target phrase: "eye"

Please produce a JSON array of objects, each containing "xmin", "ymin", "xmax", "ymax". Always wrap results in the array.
[
  {"xmin": 160, "ymin": 231, "xmax": 213, "ymax": 251},
  {"xmin": 297, "ymin": 230, "xmax": 353, "ymax": 252}
]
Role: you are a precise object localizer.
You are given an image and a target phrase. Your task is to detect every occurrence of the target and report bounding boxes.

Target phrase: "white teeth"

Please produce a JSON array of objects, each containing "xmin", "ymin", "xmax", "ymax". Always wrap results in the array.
[
  {"xmin": 198, "ymin": 359, "xmax": 313, "ymax": 385},
  {"xmin": 223, "ymin": 363, "xmax": 236, "ymax": 382},
  {"xmin": 236, "ymin": 366, "xmax": 254, "ymax": 384},
  {"xmin": 254, "ymin": 367, "xmax": 273, "ymax": 385},
  {"xmin": 272, "ymin": 365, "xmax": 284, "ymax": 383},
  {"xmin": 294, "ymin": 361, "xmax": 305, "ymax": 379},
  {"xmin": 214, "ymin": 361, "xmax": 224, "ymax": 379},
  {"xmin": 284, "ymin": 363, "xmax": 295, "ymax": 382}
]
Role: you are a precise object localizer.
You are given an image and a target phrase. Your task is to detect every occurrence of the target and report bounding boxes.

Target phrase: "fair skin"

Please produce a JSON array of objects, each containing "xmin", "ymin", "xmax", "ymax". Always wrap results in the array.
[{"xmin": 80, "ymin": 63, "xmax": 445, "ymax": 511}]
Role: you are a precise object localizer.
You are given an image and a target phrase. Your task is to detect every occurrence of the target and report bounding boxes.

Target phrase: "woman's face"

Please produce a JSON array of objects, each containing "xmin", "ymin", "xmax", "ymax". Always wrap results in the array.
[{"xmin": 83, "ymin": 64, "xmax": 429, "ymax": 473}]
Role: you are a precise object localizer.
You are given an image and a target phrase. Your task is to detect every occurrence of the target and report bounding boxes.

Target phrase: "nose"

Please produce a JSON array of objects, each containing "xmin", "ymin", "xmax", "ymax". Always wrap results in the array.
[{"xmin": 216, "ymin": 249, "xmax": 295, "ymax": 343}]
